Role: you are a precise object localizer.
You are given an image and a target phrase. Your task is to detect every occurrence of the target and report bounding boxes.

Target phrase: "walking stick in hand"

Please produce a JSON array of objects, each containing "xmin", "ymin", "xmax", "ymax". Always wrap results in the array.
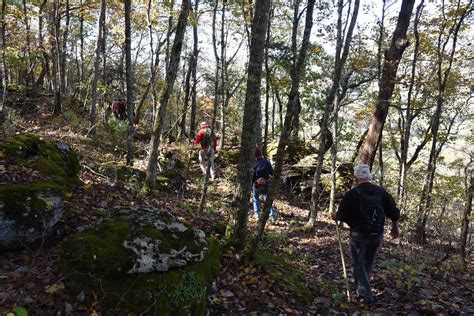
[{"xmin": 335, "ymin": 219, "xmax": 351, "ymax": 303}]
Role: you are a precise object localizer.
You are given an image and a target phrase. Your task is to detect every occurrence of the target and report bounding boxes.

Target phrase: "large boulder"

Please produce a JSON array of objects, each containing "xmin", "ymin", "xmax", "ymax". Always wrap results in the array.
[
  {"xmin": 0, "ymin": 134, "xmax": 80, "ymax": 250},
  {"xmin": 60, "ymin": 205, "xmax": 220, "ymax": 314}
]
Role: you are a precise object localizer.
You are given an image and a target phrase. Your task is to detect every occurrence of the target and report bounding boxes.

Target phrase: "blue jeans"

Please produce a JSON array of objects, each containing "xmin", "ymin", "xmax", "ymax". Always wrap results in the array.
[
  {"xmin": 349, "ymin": 231, "xmax": 383, "ymax": 301},
  {"xmin": 252, "ymin": 185, "xmax": 276, "ymax": 219}
]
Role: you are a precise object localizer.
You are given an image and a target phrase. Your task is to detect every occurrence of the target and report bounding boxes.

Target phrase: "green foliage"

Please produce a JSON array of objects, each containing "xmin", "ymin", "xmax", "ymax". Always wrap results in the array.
[
  {"xmin": 380, "ymin": 259, "xmax": 425, "ymax": 290},
  {"xmin": 254, "ymin": 250, "xmax": 313, "ymax": 304},
  {"xmin": 99, "ymin": 117, "xmax": 129, "ymax": 148}
]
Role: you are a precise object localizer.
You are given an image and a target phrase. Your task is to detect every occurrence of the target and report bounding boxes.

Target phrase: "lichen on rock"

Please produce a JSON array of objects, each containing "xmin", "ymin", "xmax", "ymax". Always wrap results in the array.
[{"xmin": 60, "ymin": 205, "xmax": 220, "ymax": 314}]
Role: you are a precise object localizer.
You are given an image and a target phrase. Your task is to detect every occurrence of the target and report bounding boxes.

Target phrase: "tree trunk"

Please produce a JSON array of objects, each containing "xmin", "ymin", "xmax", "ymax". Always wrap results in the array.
[
  {"xmin": 244, "ymin": 0, "xmax": 315, "ymax": 257},
  {"xmin": 263, "ymin": 5, "xmax": 272, "ymax": 156},
  {"xmin": 189, "ymin": 0, "xmax": 199, "ymax": 139},
  {"xmin": 144, "ymin": 0, "xmax": 191, "ymax": 189},
  {"xmin": 125, "ymin": 0, "xmax": 134, "ymax": 165},
  {"xmin": 89, "ymin": 0, "xmax": 105, "ymax": 129},
  {"xmin": 36, "ymin": 0, "xmax": 49, "ymax": 89},
  {"xmin": 329, "ymin": 92, "xmax": 340, "ymax": 215},
  {"xmin": 0, "ymin": 0, "xmax": 5, "ymax": 137},
  {"xmin": 80, "ymin": 0, "xmax": 85, "ymax": 99},
  {"xmin": 60, "ymin": 0, "xmax": 70, "ymax": 96},
  {"xmin": 178, "ymin": 56, "xmax": 192, "ymax": 140},
  {"xmin": 198, "ymin": 0, "xmax": 223, "ymax": 212},
  {"xmin": 460, "ymin": 163, "xmax": 473, "ymax": 271},
  {"xmin": 101, "ymin": 0, "xmax": 107, "ymax": 106},
  {"xmin": 415, "ymin": 1, "xmax": 471, "ymax": 242},
  {"xmin": 397, "ymin": 0, "xmax": 424, "ymax": 203},
  {"xmin": 307, "ymin": 0, "xmax": 359, "ymax": 229},
  {"xmin": 22, "ymin": 0, "xmax": 34, "ymax": 91},
  {"xmin": 1, "ymin": 0, "xmax": 7, "ymax": 86},
  {"xmin": 358, "ymin": 0, "xmax": 415, "ymax": 166},
  {"xmin": 52, "ymin": 0, "xmax": 62, "ymax": 115},
  {"xmin": 219, "ymin": 0, "xmax": 227, "ymax": 150},
  {"xmin": 226, "ymin": 0, "xmax": 272, "ymax": 249},
  {"xmin": 289, "ymin": 0, "xmax": 300, "ymax": 140}
]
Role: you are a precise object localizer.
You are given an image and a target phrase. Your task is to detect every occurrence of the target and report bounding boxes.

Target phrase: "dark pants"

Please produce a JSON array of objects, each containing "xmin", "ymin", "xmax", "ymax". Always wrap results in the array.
[{"xmin": 349, "ymin": 231, "xmax": 383, "ymax": 301}]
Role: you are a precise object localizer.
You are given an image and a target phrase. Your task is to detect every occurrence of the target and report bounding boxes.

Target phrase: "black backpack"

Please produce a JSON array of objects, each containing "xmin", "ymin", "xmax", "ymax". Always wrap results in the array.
[{"xmin": 355, "ymin": 186, "xmax": 385, "ymax": 236}]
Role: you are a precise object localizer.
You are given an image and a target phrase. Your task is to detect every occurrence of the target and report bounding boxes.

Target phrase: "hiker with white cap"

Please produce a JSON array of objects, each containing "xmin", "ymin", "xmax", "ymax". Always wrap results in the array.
[{"xmin": 332, "ymin": 164, "xmax": 400, "ymax": 304}]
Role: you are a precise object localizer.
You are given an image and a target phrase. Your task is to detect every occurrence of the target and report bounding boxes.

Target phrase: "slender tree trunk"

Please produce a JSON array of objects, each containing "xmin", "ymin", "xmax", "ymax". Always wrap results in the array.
[
  {"xmin": 398, "ymin": 1, "xmax": 424, "ymax": 202},
  {"xmin": 226, "ymin": 0, "xmax": 272, "ymax": 249},
  {"xmin": 52, "ymin": 0, "xmax": 62, "ymax": 115},
  {"xmin": 460, "ymin": 163, "xmax": 473, "ymax": 270},
  {"xmin": 308, "ymin": 0, "xmax": 359, "ymax": 229},
  {"xmin": 1, "ymin": 0, "xmax": 7, "ymax": 86},
  {"xmin": 198, "ymin": 0, "xmax": 221, "ymax": 211},
  {"xmin": 101, "ymin": 1, "xmax": 107, "ymax": 106},
  {"xmin": 289, "ymin": 0, "xmax": 300, "ymax": 140},
  {"xmin": 189, "ymin": 0, "xmax": 199, "ymax": 139},
  {"xmin": 178, "ymin": 56, "xmax": 192, "ymax": 139},
  {"xmin": 378, "ymin": 137, "xmax": 384, "ymax": 185},
  {"xmin": 263, "ymin": 3, "xmax": 272, "ymax": 155},
  {"xmin": 219, "ymin": 0, "xmax": 227, "ymax": 149},
  {"xmin": 0, "ymin": 0, "xmax": 5, "ymax": 137},
  {"xmin": 358, "ymin": 0, "xmax": 415, "ymax": 166},
  {"xmin": 329, "ymin": 92, "xmax": 340, "ymax": 215},
  {"xmin": 22, "ymin": 0, "xmax": 34, "ymax": 91},
  {"xmin": 245, "ymin": 0, "xmax": 315, "ymax": 257},
  {"xmin": 89, "ymin": 0, "xmax": 105, "ymax": 129},
  {"xmin": 80, "ymin": 0, "xmax": 85, "ymax": 99},
  {"xmin": 125, "ymin": 0, "xmax": 135, "ymax": 165},
  {"xmin": 135, "ymin": 37, "xmax": 163, "ymax": 124},
  {"xmin": 415, "ymin": 1, "xmax": 472, "ymax": 242},
  {"xmin": 36, "ymin": 0, "xmax": 49, "ymax": 89},
  {"xmin": 199, "ymin": 0, "xmax": 224, "ymax": 211},
  {"xmin": 60, "ymin": 0, "xmax": 70, "ymax": 96},
  {"xmin": 145, "ymin": 0, "xmax": 191, "ymax": 189}
]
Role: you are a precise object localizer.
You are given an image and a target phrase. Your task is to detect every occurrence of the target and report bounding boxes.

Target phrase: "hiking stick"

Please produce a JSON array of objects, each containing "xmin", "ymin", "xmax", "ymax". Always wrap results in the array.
[{"xmin": 335, "ymin": 220, "xmax": 351, "ymax": 302}]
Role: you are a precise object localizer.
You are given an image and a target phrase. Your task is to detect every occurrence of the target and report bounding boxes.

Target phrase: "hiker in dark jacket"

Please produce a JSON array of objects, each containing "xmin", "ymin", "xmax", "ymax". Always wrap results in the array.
[
  {"xmin": 334, "ymin": 164, "xmax": 400, "ymax": 303},
  {"xmin": 112, "ymin": 98, "xmax": 127, "ymax": 120},
  {"xmin": 193, "ymin": 121, "xmax": 217, "ymax": 179},
  {"xmin": 252, "ymin": 147, "xmax": 276, "ymax": 222}
]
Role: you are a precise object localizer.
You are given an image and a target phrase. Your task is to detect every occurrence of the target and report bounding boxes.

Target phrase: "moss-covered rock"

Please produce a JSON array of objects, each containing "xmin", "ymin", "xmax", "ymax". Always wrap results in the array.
[
  {"xmin": 0, "ymin": 134, "xmax": 80, "ymax": 249},
  {"xmin": 0, "ymin": 134, "xmax": 80, "ymax": 182},
  {"xmin": 0, "ymin": 182, "xmax": 65, "ymax": 249},
  {"xmin": 60, "ymin": 205, "xmax": 220, "ymax": 314}
]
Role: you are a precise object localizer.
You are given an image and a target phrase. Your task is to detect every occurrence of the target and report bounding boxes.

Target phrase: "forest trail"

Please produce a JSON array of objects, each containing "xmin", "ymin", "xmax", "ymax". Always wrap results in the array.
[{"xmin": 0, "ymin": 104, "xmax": 472, "ymax": 315}]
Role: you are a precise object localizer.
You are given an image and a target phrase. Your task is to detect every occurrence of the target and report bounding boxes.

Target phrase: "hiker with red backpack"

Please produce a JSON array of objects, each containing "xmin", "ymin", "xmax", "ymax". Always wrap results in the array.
[
  {"xmin": 252, "ymin": 147, "xmax": 276, "ymax": 223},
  {"xmin": 193, "ymin": 122, "xmax": 217, "ymax": 179},
  {"xmin": 333, "ymin": 164, "xmax": 400, "ymax": 304}
]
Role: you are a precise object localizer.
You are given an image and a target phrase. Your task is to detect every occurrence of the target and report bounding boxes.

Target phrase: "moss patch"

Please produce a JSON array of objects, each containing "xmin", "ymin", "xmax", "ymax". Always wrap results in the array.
[{"xmin": 254, "ymin": 250, "xmax": 313, "ymax": 304}]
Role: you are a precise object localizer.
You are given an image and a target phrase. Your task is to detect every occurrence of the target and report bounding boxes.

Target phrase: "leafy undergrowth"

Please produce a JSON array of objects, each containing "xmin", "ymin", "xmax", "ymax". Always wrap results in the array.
[{"xmin": 1, "ymin": 103, "xmax": 473, "ymax": 315}]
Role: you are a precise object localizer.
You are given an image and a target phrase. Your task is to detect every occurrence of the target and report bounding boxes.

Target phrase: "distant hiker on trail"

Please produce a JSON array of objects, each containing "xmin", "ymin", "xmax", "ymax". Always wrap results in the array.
[
  {"xmin": 252, "ymin": 147, "xmax": 276, "ymax": 223},
  {"xmin": 193, "ymin": 121, "xmax": 217, "ymax": 179},
  {"xmin": 333, "ymin": 164, "xmax": 400, "ymax": 304},
  {"xmin": 112, "ymin": 98, "xmax": 127, "ymax": 121}
]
